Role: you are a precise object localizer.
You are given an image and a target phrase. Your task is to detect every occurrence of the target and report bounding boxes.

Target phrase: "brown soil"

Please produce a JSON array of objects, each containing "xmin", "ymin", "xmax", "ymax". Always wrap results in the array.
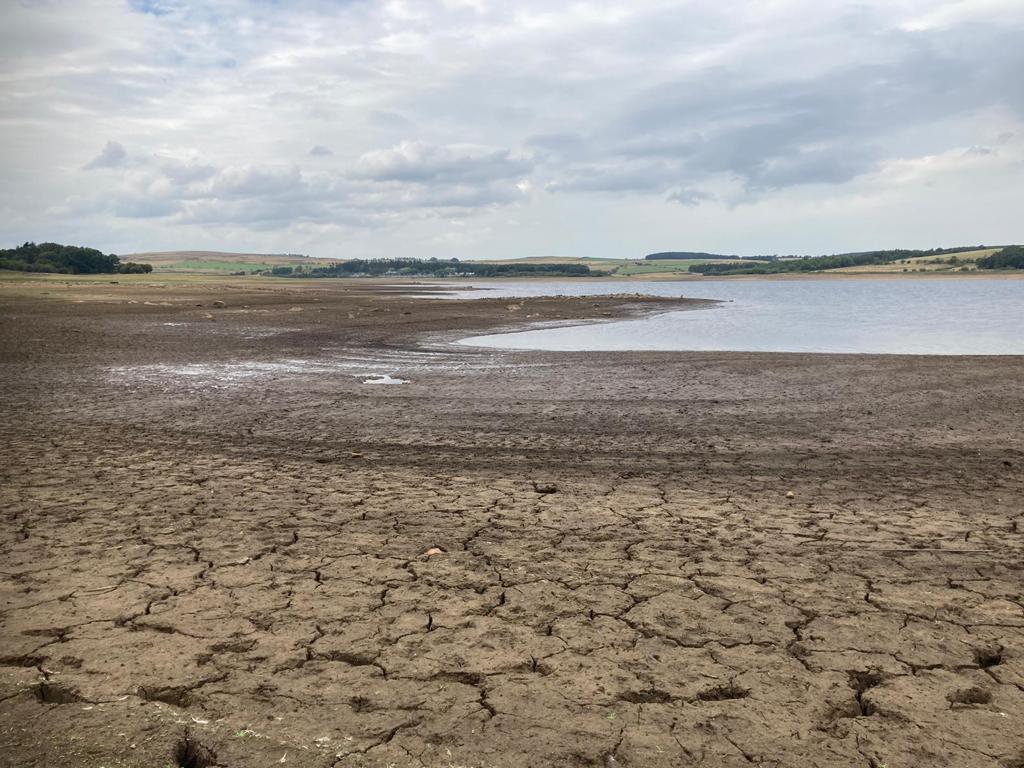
[{"xmin": 1, "ymin": 276, "xmax": 1022, "ymax": 768}]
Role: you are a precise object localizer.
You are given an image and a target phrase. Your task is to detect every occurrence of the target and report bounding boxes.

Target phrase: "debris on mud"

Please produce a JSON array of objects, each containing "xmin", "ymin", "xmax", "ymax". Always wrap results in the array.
[{"xmin": 363, "ymin": 374, "xmax": 408, "ymax": 384}]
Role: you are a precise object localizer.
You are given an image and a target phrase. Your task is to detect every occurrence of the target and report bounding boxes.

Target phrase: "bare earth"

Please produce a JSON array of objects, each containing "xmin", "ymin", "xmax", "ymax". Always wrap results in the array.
[{"xmin": 1, "ymin": 277, "xmax": 1022, "ymax": 768}]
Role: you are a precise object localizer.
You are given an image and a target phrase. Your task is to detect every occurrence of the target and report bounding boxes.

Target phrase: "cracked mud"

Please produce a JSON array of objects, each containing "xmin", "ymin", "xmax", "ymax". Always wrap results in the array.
[{"xmin": 1, "ymin": 278, "xmax": 1022, "ymax": 767}]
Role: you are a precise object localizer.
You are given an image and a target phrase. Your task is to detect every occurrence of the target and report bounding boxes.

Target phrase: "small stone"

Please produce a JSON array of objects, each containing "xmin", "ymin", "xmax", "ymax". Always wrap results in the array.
[
  {"xmin": 424, "ymin": 547, "xmax": 444, "ymax": 556},
  {"xmin": 533, "ymin": 482, "xmax": 558, "ymax": 494},
  {"xmin": 785, "ymin": 491, "xmax": 795, "ymax": 499},
  {"xmin": 212, "ymin": 300, "xmax": 226, "ymax": 308}
]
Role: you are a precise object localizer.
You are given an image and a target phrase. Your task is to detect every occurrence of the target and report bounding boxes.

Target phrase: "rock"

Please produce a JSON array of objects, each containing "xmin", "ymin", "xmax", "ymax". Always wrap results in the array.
[
  {"xmin": 212, "ymin": 300, "xmax": 226, "ymax": 308},
  {"xmin": 785, "ymin": 491, "xmax": 795, "ymax": 499},
  {"xmin": 533, "ymin": 481, "xmax": 558, "ymax": 494},
  {"xmin": 424, "ymin": 547, "xmax": 444, "ymax": 556}
]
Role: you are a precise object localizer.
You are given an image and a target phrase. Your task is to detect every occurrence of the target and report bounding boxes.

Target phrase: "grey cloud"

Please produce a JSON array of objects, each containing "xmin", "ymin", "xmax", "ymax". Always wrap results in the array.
[
  {"xmin": 115, "ymin": 196, "xmax": 180, "ymax": 219},
  {"xmin": 590, "ymin": 23, "xmax": 1024, "ymax": 195},
  {"xmin": 160, "ymin": 159, "xmax": 218, "ymax": 184},
  {"xmin": 347, "ymin": 180, "xmax": 525, "ymax": 212},
  {"xmin": 84, "ymin": 141, "xmax": 127, "ymax": 170},
  {"xmin": 546, "ymin": 161, "xmax": 682, "ymax": 194},
  {"xmin": 351, "ymin": 142, "xmax": 532, "ymax": 184},
  {"xmin": 309, "ymin": 145, "xmax": 333, "ymax": 157},
  {"xmin": 524, "ymin": 133, "xmax": 590, "ymax": 161},
  {"xmin": 209, "ymin": 165, "xmax": 305, "ymax": 199},
  {"xmin": 744, "ymin": 145, "xmax": 882, "ymax": 190},
  {"xmin": 80, "ymin": 149, "xmax": 525, "ymax": 232},
  {"xmin": 666, "ymin": 188, "xmax": 713, "ymax": 206}
]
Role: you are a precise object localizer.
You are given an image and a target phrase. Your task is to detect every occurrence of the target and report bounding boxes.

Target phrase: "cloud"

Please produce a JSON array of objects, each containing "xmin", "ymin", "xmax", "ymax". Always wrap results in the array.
[
  {"xmin": 667, "ymin": 188, "xmax": 713, "ymax": 207},
  {"xmin": 83, "ymin": 141, "xmax": 128, "ymax": 170},
  {"xmin": 351, "ymin": 141, "xmax": 532, "ymax": 184},
  {"xmin": 160, "ymin": 159, "xmax": 218, "ymax": 184},
  {"xmin": 546, "ymin": 162, "xmax": 681, "ymax": 194},
  {"xmin": 1, "ymin": 0, "xmax": 1022, "ymax": 258}
]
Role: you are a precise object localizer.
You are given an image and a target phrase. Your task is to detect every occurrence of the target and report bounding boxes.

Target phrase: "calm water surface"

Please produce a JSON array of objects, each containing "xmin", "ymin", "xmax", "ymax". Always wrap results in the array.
[{"xmin": 450, "ymin": 278, "xmax": 1024, "ymax": 355}]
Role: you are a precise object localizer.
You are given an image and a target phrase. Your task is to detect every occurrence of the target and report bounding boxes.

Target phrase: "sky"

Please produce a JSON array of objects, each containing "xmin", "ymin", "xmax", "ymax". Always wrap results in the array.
[{"xmin": 1, "ymin": 0, "xmax": 1022, "ymax": 260}]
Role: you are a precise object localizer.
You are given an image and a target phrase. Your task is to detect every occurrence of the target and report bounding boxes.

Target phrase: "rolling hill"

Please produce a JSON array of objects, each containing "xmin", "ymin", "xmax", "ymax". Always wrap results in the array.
[{"xmin": 122, "ymin": 251, "xmax": 324, "ymax": 273}]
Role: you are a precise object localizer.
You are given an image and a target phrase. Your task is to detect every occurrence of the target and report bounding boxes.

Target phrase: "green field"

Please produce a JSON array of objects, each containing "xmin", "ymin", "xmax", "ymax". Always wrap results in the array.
[
  {"xmin": 608, "ymin": 259, "xmax": 752, "ymax": 276},
  {"xmin": 122, "ymin": 251, "xmax": 323, "ymax": 274},
  {"xmin": 163, "ymin": 260, "xmax": 274, "ymax": 273}
]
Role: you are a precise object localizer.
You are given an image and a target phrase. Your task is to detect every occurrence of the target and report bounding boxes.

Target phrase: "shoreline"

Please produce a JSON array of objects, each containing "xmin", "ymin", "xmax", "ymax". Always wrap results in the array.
[{"xmin": 4, "ymin": 267, "xmax": 1024, "ymax": 289}]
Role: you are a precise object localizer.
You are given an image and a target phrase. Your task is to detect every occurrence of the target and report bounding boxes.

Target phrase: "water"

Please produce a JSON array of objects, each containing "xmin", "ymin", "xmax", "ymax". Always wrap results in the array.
[{"xmin": 451, "ymin": 278, "xmax": 1024, "ymax": 355}]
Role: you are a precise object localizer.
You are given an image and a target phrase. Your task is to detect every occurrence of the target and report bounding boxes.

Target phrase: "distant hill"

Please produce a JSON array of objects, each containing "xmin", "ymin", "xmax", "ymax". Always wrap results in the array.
[
  {"xmin": 645, "ymin": 251, "xmax": 749, "ymax": 261},
  {"xmin": 123, "ymin": 250, "xmax": 324, "ymax": 273},
  {"xmin": 690, "ymin": 246, "xmax": 1009, "ymax": 276}
]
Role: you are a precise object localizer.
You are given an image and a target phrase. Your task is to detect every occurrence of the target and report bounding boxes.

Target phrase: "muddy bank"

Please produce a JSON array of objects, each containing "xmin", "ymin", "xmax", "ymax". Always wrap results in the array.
[{"xmin": 0, "ymin": 277, "xmax": 1022, "ymax": 768}]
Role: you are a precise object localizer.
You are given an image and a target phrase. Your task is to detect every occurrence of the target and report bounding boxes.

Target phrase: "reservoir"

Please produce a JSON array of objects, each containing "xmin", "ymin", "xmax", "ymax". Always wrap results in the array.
[{"xmin": 452, "ymin": 277, "xmax": 1024, "ymax": 355}]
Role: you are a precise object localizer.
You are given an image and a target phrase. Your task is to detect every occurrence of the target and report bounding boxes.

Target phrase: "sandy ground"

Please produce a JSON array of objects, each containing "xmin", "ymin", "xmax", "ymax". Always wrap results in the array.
[{"xmin": 1, "ymin": 276, "xmax": 1022, "ymax": 768}]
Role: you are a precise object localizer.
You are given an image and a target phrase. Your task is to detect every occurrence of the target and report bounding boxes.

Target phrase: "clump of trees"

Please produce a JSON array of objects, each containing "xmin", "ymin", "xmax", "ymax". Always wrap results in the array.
[
  {"xmin": 0, "ymin": 242, "xmax": 151, "ymax": 274},
  {"xmin": 689, "ymin": 246, "xmax": 993, "ymax": 275},
  {"xmin": 268, "ymin": 258, "xmax": 602, "ymax": 278},
  {"xmin": 117, "ymin": 262, "xmax": 153, "ymax": 273},
  {"xmin": 976, "ymin": 246, "xmax": 1024, "ymax": 270}
]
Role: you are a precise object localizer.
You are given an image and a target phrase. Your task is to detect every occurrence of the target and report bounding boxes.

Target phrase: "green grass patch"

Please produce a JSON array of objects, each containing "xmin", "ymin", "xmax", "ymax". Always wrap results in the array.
[{"xmin": 163, "ymin": 260, "xmax": 273, "ymax": 273}]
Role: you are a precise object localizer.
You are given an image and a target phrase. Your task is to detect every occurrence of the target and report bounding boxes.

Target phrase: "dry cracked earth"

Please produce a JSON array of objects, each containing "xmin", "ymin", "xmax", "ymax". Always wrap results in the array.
[{"xmin": 0, "ymin": 277, "xmax": 1022, "ymax": 768}]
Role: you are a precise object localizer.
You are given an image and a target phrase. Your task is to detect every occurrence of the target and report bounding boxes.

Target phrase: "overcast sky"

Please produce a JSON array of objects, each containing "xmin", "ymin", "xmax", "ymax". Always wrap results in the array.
[{"xmin": 1, "ymin": 0, "xmax": 1022, "ymax": 259}]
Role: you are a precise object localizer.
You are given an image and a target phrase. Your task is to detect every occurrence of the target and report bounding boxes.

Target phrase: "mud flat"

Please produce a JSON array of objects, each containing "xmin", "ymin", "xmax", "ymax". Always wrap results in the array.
[{"xmin": 1, "ymin": 275, "xmax": 1022, "ymax": 768}]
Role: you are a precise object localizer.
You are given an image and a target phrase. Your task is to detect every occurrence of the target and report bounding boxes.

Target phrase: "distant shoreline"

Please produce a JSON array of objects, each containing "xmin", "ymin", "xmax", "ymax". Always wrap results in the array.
[{"xmin": 4, "ymin": 268, "xmax": 1024, "ymax": 287}]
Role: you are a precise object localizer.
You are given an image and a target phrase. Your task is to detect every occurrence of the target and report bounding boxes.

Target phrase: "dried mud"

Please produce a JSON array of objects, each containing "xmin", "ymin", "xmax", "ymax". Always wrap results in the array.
[{"xmin": 1, "ymin": 278, "xmax": 1022, "ymax": 768}]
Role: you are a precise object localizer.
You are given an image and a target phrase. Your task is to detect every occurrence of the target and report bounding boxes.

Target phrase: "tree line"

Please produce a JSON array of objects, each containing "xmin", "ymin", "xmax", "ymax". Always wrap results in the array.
[
  {"xmin": 267, "ymin": 258, "xmax": 601, "ymax": 278},
  {"xmin": 0, "ymin": 242, "xmax": 152, "ymax": 274},
  {"xmin": 976, "ymin": 246, "xmax": 1024, "ymax": 270},
  {"xmin": 688, "ymin": 246, "xmax": 1002, "ymax": 275}
]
